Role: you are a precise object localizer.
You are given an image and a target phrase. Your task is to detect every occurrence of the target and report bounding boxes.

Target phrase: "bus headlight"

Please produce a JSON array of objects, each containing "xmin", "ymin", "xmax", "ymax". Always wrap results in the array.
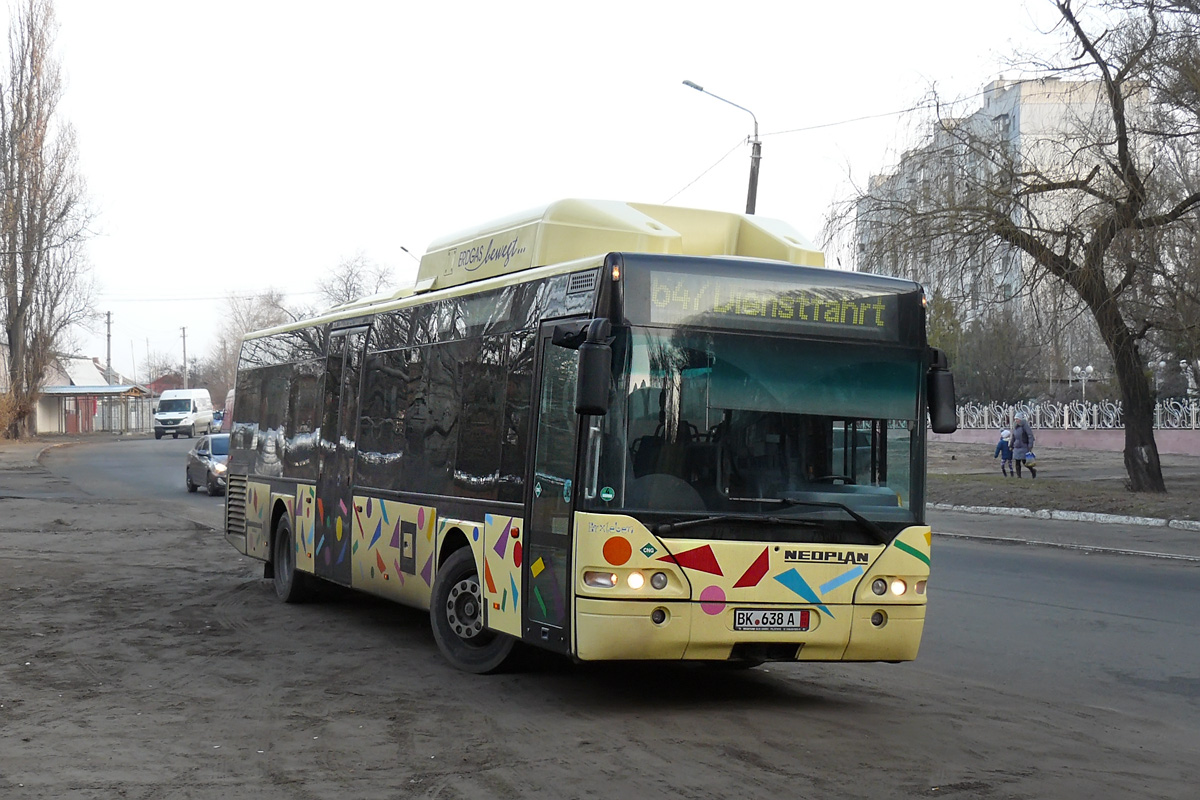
[
  {"xmin": 890, "ymin": 579, "xmax": 907, "ymax": 596},
  {"xmin": 584, "ymin": 571, "xmax": 618, "ymax": 588},
  {"xmin": 872, "ymin": 578, "xmax": 887, "ymax": 595},
  {"xmin": 627, "ymin": 572, "xmax": 645, "ymax": 590},
  {"xmin": 650, "ymin": 571, "xmax": 669, "ymax": 590}
]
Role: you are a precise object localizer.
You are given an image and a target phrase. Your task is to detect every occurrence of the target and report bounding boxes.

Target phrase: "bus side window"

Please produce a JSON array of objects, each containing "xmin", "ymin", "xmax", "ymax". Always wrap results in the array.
[
  {"xmin": 453, "ymin": 335, "xmax": 505, "ymax": 499},
  {"xmin": 499, "ymin": 331, "xmax": 535, "ymax": 503}
]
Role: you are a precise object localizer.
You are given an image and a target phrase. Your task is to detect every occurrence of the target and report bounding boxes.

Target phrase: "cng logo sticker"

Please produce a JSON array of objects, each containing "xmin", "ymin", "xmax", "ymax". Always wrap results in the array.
[
  {"xmin": 641, "ymin": 543, "xmax": 658, "ymax": 558},
  {"xmin": 534, "ymin": 482, "xmax": 542, "ymax": 498},
  {"xmin": 600, "ymin": 486, "xmax": 615, "ymax": 502}
]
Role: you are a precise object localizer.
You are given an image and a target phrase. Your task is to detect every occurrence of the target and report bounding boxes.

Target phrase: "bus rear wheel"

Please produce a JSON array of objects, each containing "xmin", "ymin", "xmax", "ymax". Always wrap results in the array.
[
  {"xmin": 430, "ymin": 548, "xmax": 515, "ymax": 674},
  {"xmin": 272, "ymin": 515, "xmax": 312, "ymax": 603}
]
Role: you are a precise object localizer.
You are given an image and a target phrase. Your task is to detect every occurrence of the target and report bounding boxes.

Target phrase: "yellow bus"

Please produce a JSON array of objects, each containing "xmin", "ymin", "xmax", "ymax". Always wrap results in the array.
[{"xmin": 224, "ymin": 199, "xmax": 957, "ymax": 673}]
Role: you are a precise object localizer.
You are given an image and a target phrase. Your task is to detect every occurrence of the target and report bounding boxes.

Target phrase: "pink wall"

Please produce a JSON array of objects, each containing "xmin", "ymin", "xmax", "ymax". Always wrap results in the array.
[{"xmin": 932, "ymin": 428, "xmax": 1200, "ymax": 456}]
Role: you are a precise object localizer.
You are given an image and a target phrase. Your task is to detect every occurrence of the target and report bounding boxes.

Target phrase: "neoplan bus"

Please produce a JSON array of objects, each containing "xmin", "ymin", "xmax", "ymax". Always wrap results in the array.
[{"xmin": 224, "ymin": 199, "xmax": 957, "ymax": 673}]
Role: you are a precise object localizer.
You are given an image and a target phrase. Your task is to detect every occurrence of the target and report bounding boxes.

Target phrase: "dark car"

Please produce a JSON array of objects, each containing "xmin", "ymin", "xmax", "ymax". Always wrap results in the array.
[{"xmin": 185, "ymin": 434, "xmax": 230, "ymax": 496}]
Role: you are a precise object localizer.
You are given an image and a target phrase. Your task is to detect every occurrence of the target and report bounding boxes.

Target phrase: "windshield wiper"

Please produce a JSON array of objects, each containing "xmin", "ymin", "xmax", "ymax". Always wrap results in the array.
[
  {"xmin": 727, "ymin": 496, "xmax": 889, "ymax": 545},
  {"xmin": 651, "ymin": 515, "xmax": 814, "ymax": 536}
]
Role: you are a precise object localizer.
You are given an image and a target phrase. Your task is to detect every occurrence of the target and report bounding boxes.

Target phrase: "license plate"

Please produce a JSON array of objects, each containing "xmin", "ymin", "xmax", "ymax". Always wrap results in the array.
[{"xmin": 734, "ymin": 608, "xmax": 811, "ymax": 632}]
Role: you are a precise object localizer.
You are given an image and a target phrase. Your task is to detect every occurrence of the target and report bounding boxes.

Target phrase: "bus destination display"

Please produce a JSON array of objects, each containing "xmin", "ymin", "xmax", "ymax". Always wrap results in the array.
[{"xmin": 648, "ymin": 270, "xmax": 898, "ymax": 339}]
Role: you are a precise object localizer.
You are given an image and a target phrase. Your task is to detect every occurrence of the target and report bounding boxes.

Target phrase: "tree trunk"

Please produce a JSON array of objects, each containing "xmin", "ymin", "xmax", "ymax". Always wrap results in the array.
[{"xmin": 1092, "ymin": 296, "xmax": 1166, "ymax": 492}]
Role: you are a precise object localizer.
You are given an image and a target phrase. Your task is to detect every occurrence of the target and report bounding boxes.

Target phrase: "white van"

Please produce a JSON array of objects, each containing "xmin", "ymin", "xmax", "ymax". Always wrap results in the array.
[{"xmin": 154, "ymin": 388, "xmax": 214, "ymax": 439}]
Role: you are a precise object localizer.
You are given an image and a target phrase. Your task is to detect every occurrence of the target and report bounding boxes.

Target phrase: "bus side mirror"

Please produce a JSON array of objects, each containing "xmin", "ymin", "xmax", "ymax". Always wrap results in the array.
[
  {"xmin": 927, "ymin": 348, "xmax": 957, "ymax": 434},
  {"xmin": 577, "ymin": 338, "xmax": 612, "ymax": 416},
  {"xmin": 554, "ymin": 319, "xmax": 612, "ymax": 416}
]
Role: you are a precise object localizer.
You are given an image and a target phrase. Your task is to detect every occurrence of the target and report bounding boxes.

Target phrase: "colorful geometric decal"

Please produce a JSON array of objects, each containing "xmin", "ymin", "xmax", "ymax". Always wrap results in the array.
[
  {"xmin": 894, "ymin": 539, "xmax": 930, "ymax": 566},
  {"xmin": 493, "ymin": 518, "xmax": 512, "ymax": 558},
  {"xmin": 421, "ymin": 552, "xmax": 434, "ymax": 586},
  {"xmin": 483, "ymin": 514, "xmax": 523, "ymax": 637},
  {"xmin": 774, "ymin": 568, "xmax": 833, "ymax": 617},
  {"xmin": 699, "ymin": 585, "xmax": 726, "ymax": 615},
  {"xmin": 819, "ymin": 566, "xmax": 864, "ymax": 595},
  {"xmin": 659, "ymin": 544, "xmax": 723, "ymax": 576},
  {"xmin": 602, "ymin": 536, "xmax": 632, "ymax": 566},
  {"xmin": 733, "ymin": 548, "xmax": 770, "ymax": 588},
  {"xmin": 485, "ymin": 559, "xmax": 497, "ymax": 594},
  {"xmin": 640, "ymin": 543, "xmax": 658, "ymax": 558}
]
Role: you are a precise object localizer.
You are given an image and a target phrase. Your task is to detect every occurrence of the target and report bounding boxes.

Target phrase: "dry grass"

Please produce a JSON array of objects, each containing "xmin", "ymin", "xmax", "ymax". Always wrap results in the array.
[{"xmin": 927, "ymin": 442, "xmax": 1200, "ymax": 521}]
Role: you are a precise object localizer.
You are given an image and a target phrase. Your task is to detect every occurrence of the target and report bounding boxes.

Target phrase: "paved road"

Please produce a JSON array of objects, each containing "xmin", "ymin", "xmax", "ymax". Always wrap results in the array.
[
  {"xmin": 0, "ymin": 438, "xmax": 1195, "ymax": 798},
  {"xmin": 925, "ymin": 539, "xmax": 1200, "ymax": 728},
  {"xmin": 41, "ymin": 435, "xmax": 225, "ymax": 529}
]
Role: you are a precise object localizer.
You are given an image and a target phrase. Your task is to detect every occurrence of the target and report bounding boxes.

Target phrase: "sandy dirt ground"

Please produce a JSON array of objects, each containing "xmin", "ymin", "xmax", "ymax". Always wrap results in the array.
[{"xmin": 1, "ymin": 439, "xmax": 1198, "ymax": 798}]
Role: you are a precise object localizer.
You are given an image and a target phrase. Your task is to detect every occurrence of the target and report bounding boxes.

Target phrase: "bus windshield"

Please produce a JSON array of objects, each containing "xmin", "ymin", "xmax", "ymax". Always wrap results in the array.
[{"xmin": 581, "ymin": 326, "xmax": 925, "ymax": 542}]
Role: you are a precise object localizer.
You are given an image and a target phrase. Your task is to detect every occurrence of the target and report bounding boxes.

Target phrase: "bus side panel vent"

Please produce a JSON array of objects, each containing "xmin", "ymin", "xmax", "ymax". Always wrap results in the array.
[
  {"xmin": 567, "ymin": 270, "xmax": 597, "ymax": 295},
  {"xmin": 225, "ymin": 474, "xmax": 248, "ymax": 536}
]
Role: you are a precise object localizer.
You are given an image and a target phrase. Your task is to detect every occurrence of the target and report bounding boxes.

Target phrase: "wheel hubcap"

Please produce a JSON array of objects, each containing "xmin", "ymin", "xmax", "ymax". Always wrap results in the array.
[{"xmin": 445, "ymin": 577, "xmax": 484, "ymax": 640}]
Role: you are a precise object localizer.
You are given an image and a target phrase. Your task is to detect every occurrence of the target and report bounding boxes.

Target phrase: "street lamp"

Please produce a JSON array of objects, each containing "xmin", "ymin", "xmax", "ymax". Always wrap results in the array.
[
  {"xmin": 682, "ymin": 79, "xmax": 762, "ymax": 214},
  {"xmin": 1073, "ymin": 364, "xmax": 1094, "ymax": 401},
  {"xmin": 1149, "ymin": 359, "xmax": 1166, "ymax": 393}
]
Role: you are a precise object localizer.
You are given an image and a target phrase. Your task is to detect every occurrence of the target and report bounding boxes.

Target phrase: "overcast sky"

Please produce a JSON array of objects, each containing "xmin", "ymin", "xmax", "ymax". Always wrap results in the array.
[{"xmin": 20, "ymin": 0, "xmax": 1063, "ymax": 381}]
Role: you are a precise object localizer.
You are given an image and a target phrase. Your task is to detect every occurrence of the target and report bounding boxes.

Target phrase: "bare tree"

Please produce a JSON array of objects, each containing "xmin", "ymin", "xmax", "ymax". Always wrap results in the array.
[
  {"xmin": 202, "ymin": 289, "xmax": 292, "ymax": 397},
  {"xmin": 0, "ymin": 0, "xmax": 92, "ymax": 437},
  {"xmin": 839, "ymin": 0, "xmax": 1200, "ymax": 492},
  {"xmin": 317, "ymin": 253, "xmax": 393, "ymax": 308}
]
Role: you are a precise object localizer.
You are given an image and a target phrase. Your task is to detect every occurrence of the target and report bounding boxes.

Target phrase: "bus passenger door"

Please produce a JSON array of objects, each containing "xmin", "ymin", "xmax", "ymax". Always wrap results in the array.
[
  {"xmin": 523, "ymin": 324, "xmax": 581, "ymax": 653},
  {"xmin": 315, "ymin": 325, "xmax": 368, "ymax": 587}
]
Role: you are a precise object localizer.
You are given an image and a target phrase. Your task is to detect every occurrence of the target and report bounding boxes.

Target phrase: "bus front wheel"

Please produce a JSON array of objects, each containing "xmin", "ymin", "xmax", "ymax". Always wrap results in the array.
[
  {"xmin": 272, "ymin": 516, "xmax": 312, "ymax": 603},
  {"xmin": 430, "ymin": 548, "xmax": 515, "ymax": 674}
]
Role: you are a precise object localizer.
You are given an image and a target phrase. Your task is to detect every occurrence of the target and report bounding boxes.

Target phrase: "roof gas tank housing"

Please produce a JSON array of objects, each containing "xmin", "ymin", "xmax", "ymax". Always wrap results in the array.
[{"xmin": 415, "ymin": 199, "xmax": 826, "ymax": 293}]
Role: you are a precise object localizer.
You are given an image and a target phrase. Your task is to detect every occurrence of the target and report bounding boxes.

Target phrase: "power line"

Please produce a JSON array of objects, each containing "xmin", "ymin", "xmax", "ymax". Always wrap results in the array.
[
  {"xmin": 665, "ymin": 77, "xmax": 1049, "ymax": 202},
  {"xmin": 95, "ymin": 289, "xmax": 323, "ymax": 303},
  {"xmin": 662, "ymin": 137, "xmax": 746, "ymax": 205},
  {"xmin": 763, "ymin": 104, "xmax": 932, "ymax": 137}
]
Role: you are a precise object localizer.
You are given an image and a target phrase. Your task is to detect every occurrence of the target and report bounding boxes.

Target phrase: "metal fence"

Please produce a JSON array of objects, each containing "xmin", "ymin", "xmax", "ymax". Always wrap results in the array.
[{"xmin": 956, "ymin": 399, "xmax": 1200, "ymax": 431}]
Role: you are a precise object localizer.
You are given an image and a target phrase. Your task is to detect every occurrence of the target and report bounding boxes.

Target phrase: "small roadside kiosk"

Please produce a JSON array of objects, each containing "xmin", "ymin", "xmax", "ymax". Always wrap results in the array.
[{"xmin": 37, "ymin": 384, "xmax": 153, "ymax": 434}]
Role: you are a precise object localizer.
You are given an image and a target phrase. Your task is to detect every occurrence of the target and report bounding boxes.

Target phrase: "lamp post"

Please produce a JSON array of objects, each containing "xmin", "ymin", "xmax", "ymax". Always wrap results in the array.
[
  {"xmin": 1149, "ymin": 359, "xmax": 1166, "ymax": 393},
  {"xmin": 682, "ymin": 80, "xmax": 761, "ymax": 214},
  {"xmin": 1072, "ymin": 364, "xmax": 1094, "ymax": 401}
]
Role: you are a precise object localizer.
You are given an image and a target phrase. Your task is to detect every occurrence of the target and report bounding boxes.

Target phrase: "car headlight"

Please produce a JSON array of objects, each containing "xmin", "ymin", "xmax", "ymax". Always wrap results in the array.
[{"xmin": 213, "ymin": 462, "xmax": 227, "ymax": 474}]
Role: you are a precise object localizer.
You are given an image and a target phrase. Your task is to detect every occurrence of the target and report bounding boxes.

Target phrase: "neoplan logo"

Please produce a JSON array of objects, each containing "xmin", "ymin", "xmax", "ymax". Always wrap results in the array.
[{"xmin": 784, "ymin": 550, "xmax": 870, "ymax": 564}]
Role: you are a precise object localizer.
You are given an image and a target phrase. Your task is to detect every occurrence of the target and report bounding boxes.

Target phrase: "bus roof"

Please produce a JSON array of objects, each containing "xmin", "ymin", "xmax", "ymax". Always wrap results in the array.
[{"xmin": 415, "ymin": 199, "xmax": 825, "ymax": 293}]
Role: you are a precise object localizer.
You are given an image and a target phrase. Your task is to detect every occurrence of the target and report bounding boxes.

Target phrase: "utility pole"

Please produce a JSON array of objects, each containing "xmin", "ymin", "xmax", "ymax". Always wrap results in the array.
[
  {"xmin": 682, "ymin": 80, "xmax": 762, "ymax": 215},
  {"xmin": 105, "ymin": 312, "xmax": 113, "ymax": 432},
  {"xmin": 105, "ymin": 312, "xmax": 112, "ymax": 384},
  {"xmin": 181, "ymin": 327, "xmax": 188, "ymax": 389}
]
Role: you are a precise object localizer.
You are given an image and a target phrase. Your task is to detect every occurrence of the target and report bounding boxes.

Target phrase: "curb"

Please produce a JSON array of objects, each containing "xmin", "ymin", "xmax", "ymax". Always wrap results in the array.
[
  {"xmin": 929, "ymin": 502, "xmax": 1200, "ymax": 529},
  {"xmin": 934, "ymin": 531, "xmax": 1200, "ymax": 563}
]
